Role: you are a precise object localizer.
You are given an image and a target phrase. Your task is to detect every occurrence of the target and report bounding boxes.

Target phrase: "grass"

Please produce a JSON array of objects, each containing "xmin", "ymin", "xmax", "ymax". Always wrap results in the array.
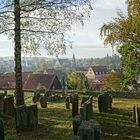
[{"xmin": 1, "ymin": 92, "xmax": 140, "ymax": 140}]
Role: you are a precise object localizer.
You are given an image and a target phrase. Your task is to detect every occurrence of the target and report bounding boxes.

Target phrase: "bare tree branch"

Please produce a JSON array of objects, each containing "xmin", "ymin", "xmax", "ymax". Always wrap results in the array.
[
  {"xmin": 0, "ymin": 28, "xmax": 14, "ymax": 34},
  {"xmin": 0, "ymin": 11, "xmax": 14, "ymax": 14},
  {"xmin": 21, "ymin": 16, "xmax": 64, "ymax": 21}
]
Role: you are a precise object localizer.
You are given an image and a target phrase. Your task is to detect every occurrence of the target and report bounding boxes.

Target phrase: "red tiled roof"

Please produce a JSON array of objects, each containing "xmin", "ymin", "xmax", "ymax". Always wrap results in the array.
[
  {"xmin": 23, "ymin": 74, "xmax": 56, "ymax": 91},
  {"xmin": 0, "ymin": 72, "xmax": 32, "ymax": 88},
  {"xmin": 0, "ymin": 75, "xmax": 15, "ymax": 88},
  {"xmin": 22, "ymin": 72, "xmax": 32, "ymax": 84}
]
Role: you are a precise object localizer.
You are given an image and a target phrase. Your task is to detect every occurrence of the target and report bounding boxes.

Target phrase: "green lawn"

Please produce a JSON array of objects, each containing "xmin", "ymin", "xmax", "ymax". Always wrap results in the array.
[{"xmin": 1, "ymin": 93, "xmax": 140, "ymax": 140}]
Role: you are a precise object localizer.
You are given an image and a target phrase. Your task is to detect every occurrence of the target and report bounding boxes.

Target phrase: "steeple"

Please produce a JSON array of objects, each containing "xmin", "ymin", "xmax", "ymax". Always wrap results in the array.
[{"xmin": 73, "ymin": 53, "xmax": 76, "ymax": 68}]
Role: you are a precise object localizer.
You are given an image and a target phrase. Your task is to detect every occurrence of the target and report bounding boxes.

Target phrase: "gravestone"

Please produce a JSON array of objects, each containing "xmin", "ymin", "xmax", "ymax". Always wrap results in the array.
[
  {"xmin": 108, "ymin": 94, "xmax": 112, "ymax": 109},
  {"xmin": 40, "ymin": 96, "xmax": 47, "ymax": 108},
  {"xmin": 0, "ymin": 94, "xmax": 4, "ymax": 115},
  {"xmin": 80, "ymin": 98, "xmax": 93, "ymax": 121},
  {"xmin": 32, "ymin": 91, "xmax": 41, "ymax": 103},
  {"xmin": 132, "ymin": 104, "xmax": 136, "ymax": 122},
  {"xmin": 0, "ymin": 118, "xmax": 4, "ymax": 140},
  {"xmin": 72, "ymin": 94, "xmax": 79, "ymax": 118},
  {"xmin": 135, "ymin": 105, "xmax": 140, "ymax": 126},
  {"xmin": 32, "ymin": 96, "xmax": 38, "ymax": 103},
  {"xmin": 77, "ymin": 119, "xmax": 101, "ymax": 140},
  {"xmin": 26, "ymin": 104, "xmax": 38, "ymax": 129},
  {"xmin": 85, "ymin": 98, "xmax": 93, "ymax": 121},
  {"xmin": 80, "ymin": 105, "xmax": 86, "ymax": 121},
  {"xmin": 15, "ymin": 104, "xmax": 28, "ymax": 133},
  {"xmin": 73, "ymin": 115, "xmax": 81, "ymax": 135},
  {"xmin": 98, "ymin": 93, "xmax": 112, "ymax": 112},
  {"xmin": 65, "ymin": 96, "xmax": 70, "ymax": 109},
  {"xmin": 3, "ymin": 95, "xmax": 15, "ymax": 116}
]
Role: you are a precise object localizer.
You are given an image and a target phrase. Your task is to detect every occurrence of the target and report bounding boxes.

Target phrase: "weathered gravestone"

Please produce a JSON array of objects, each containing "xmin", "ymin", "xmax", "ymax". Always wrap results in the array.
[
  {"xmin": 65, "ymin": 96, "xmax": 70, "ymax": 109},
  {"xmin": 15, "ymin": 105, "xmax": 28, "ymax": 133},
  {"xmin": 3, "ymin": 95, "xmax": 15, "ymax": 116},
  {"xmin": 0, "ymin": 118, "xmax": 4, "ymax": 140},
  {"xmin": 98, "ymin": 93, "xmax": 112, "ymax": 112},
  {"xmin": 80, "ymin": 97, "xmax": 93, "ymax": 121},
  {"xmin": 85, "ymin": 98, "xmax": 93, "ymax": 121},
  {"xmin": 0, "ymin": 94, "xmax": 4, "ymax": 115},
  {"xmin": 77, "ymin": 119, "xmax": 101, "ymax": 140},
  {"xmin": 26, "ymin": 104, "xmax": 38, "ymax": 129},
  {"xmin": 72, "ymin": 94, "xmax": 79, "ymax": 118},
  {"xmin": 40, "ymin": 96, "xmax": 47, "ymax": 108}
]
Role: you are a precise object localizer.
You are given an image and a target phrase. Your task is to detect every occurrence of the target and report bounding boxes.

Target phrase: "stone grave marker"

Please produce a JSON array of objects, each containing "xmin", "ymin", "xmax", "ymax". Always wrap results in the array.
[{"xmin": 3, "ymin": 95, "xmax": 15, "ymax": 116}]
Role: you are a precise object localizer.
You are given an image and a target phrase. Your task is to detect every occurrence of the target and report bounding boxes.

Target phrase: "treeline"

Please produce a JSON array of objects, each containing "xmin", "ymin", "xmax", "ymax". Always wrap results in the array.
[{"xmin": 0, "ymin": 54, "xmax": 120, "ymax": 74}]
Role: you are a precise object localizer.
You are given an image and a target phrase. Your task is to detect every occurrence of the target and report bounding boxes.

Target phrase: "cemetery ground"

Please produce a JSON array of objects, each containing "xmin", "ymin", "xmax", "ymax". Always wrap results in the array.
[{"xmin": 1, "ymin": 92, "xmax": 140, "ymax": 140}]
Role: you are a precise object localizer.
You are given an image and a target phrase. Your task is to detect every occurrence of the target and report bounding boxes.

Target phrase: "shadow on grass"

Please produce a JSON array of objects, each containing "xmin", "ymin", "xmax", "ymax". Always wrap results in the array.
[{"xmin": 94, "ymin": 108, "xmax": 140, "ymax": 140}]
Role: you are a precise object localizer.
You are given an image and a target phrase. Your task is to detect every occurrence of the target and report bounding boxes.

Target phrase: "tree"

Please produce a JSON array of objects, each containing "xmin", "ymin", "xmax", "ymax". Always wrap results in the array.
[
  {"xmin": 67, "ymin": 72, "xmax": 85, "ymax": 92},
  {"xmin": 100, "ymin": 0, "xmax": 140, "ymax": 90},
  {"xmin": 100, "ymin": 72, "xmax": 123, "ymax": 92},
  {"xmin": 0, "ymin": 0, "xmax": 93, "ymax": 105}
]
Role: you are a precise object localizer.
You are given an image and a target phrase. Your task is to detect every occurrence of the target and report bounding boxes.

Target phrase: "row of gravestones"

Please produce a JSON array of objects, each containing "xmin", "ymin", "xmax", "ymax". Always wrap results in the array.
[
  {"xmin": 32, "ymin": 91, "xmax": 66, "ymax": 108},
  {"xmin": 67, "ymin": 94, "xmax": 101, "ymax": 140},
  {"xmin": 0, "ymin": 94, "xmax": 38, "ymax": 140},
  {"xmin": 65, "ymin": 92, "xmax": 113, "ymax": 116},
  {"xmin": 132, "ymin": 104, "xmax": 140, "ymax": 126}
]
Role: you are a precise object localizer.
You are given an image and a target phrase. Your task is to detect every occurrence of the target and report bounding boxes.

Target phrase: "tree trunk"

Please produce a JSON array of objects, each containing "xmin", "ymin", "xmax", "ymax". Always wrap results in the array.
[{"xmin": 14, "ymin": 0, "xmax": 24, "ymax": 106}]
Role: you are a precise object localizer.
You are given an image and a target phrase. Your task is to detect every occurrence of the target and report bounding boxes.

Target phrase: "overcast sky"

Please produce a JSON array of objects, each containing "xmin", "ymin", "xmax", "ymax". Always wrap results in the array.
[{"xmin": 0, "ymin": 0, "xmax": 127, "ymax": 58}]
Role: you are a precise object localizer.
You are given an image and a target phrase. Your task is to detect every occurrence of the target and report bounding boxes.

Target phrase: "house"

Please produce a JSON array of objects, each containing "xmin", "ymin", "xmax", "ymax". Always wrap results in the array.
[
  {"xmin": 23, "ymin": 74, "xmax": 62, "ymax": 92},
  {"xmin": 85, "ymin": 65, "xmax": 108, "ymax": 91},
  {"xmin": 0, "ymin": 72, "xmax": 32, "ymax": 89},
  {"xmin": 86, "ymin": 65, "xmax": 108, "ymax": 81},
  {"xmin": 110, "ymin": 68, "xmax": 122, "ymax": 74}
]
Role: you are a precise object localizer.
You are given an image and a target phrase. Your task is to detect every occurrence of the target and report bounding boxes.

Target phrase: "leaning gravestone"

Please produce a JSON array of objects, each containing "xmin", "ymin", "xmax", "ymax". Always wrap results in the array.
[
  {"xmin": 72, "ymin": 94, "xmax": 79, "ymax": 118},
  {"xmin": 15, "ymin": 104, "xmax": 28, "ymax": 133},
  {"xmin": 26, "ymin": 104, "xmax": 38, "ymax": 129},
  {"xmin": 0, "ymin": 118, "xmax": 4, "ymax": 140},
  {"xmin": 3, "ymin": 95, "xmax": 15, "ymax": 116}
]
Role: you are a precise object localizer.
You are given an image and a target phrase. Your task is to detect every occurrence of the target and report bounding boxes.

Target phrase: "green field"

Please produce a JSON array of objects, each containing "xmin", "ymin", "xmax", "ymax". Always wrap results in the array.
[{"xmin": 1, "ymin": 93, "xmax": 140, "ymax": 140}]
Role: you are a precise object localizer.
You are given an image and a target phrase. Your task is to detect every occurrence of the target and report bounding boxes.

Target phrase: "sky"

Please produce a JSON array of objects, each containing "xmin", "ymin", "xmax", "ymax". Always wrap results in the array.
[{"xmin": 0, "ymin": 0, "xmax": 127, "ymax": 58}]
